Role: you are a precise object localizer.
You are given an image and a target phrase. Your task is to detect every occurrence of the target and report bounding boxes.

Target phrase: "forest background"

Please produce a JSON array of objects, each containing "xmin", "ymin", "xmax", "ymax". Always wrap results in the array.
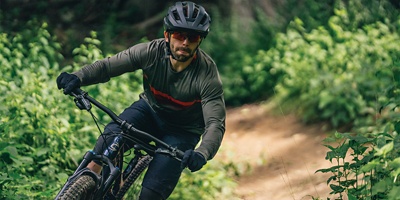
[{"xmin": 1, "ymin": 0, "xmax": 400, "ymax": 199}]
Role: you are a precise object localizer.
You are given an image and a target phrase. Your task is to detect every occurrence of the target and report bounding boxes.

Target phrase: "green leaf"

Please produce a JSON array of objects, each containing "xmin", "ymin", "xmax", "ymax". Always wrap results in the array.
[
  {"xmin": 8, "ymin": 171, "xmax": 21, "ymax": 179},
  {"xmin": 374, "ymin": 141, "xmax": 393, "ymax": 157},
  {"xmin": 334, "ymin": 132, "xmax": 344, "ymax": 139},
  {"xmin": 330, "ymin": 184, "xmax": 345, "ymax": 193},
  {"xmin": 0, "ymin": 142, "xmax": 8, "ymax": 151},
  {"xmin": 390, "ymin": 168, "xmax": 400, "ymax": 180},
  {"xmin": 18, "ymin": 156, "xmax": 34, "ymax": 164},
  {"xmin": 347, "ymin": 193, "xmax": 357, "ymax": 200},
  {"xmin": 323, "ymin": 144, "xmax": 336, "ymax": 151},
  {"xmin": 316, "ymin": 167, "xmax": 338, "ymax": 173},
  {"xmin": 56, "ymin": 173, "xmax": 69, "ymax": 182},
  {"xmin": 326, "ymin": 175, "xmax": 337, "ymax": 184},
  {"xmin": 388, "ymin": 186, "xmax": 400, "ymax": 200},
  {"xmin": 36, "ymin": 148, "xmax": 49, "ymax": 157},
  {"xmin": 388, "ymin": 157, "xmax": 400, "ymax": 169},
  {"xmin": 360, "ymin": 160, "xmax": 380, "ymax": 173},
  {"xmin": 371, "ymin": 178, "xmax": 389, "ymax": 195},
  {"xmin": 5, "ymin": 146, "xmax": 19, "ymax": 157}
]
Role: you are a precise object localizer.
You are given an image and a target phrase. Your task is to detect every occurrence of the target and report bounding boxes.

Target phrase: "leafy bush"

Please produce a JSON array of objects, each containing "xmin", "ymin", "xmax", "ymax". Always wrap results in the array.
[
  {"xmin": 252, "ymin": 12, "xmax": 400, "ymax": 128},
  {"xmin": 0, "ymin": 22, "xmax": 68, "ymax": 199},
  {"xmin": 310, "ymin": 3, "xmax": 400, "ymax": 198},
  {"xmin": 0, "ymin": 21, "xmax": 123, "ymax": 199},
  {"xmin": 200, "ymin": 7, "xmax": 278, "ymax": 106},
  {"xmin": 332, "ymin": 0, "xmax": 399, "ymax": 31}
]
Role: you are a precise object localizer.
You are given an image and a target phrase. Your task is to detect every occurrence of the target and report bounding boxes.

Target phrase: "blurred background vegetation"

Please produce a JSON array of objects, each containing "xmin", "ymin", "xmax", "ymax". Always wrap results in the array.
[{"xmin": 1, "ymin": 0, "xmax": 400, "ymax": 199}]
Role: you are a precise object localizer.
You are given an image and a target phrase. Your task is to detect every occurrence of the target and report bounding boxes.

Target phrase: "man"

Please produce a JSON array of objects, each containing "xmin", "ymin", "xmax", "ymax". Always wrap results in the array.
[{"xmin": 56, "ymin": 1, "xmax": 226, "ymax": 199}]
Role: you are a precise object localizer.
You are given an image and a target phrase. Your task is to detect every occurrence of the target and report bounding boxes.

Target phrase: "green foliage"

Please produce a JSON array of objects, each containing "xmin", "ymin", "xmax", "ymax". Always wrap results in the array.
[
  {"xmin": 201, "ymin": 7, "xmax": 278, "ymax": 105},
  {"xmin": 0, "ymin": 21, "xmax": 136, "ymax": 199},
  {"xmin": 203, "ymin": 0, "xmax": 399, "ymax": 107},
  {"xmin": 332, "ymin": 0, "xmax": 399, "ymax": 31},
  {"xmin": 170, "ymin": 161, "xmax": 238, "ymax": 200},
  {"xmin": 240, "ymin": 2, "xmax": 400, "ymax": 198},
  {"xmin": 316, "ymin": 50, "xmax": 400, "ymax": 199},
  {"xmin": 317, "ymin": 127, "xmax": 400, "ymax": 200},
  {"xmin": 0, "ymin": 22, "xmax": 73, "ymax": 199},
  {"xmin": 281, "ymin": 0, "xmax": 335, "ymax": 31},
  {"xmin": 316, "ymin": 132, "xmax": 374, "ymax": 199},
  {"xmin": 258, "ymin": 12, "xmax": 400, "ymax": 128}
]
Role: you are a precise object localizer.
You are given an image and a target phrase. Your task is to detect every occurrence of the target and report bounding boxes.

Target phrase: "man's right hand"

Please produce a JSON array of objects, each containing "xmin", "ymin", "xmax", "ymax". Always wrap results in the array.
[{"xmin": 56, "ymin": 72, "xmax": 81, "ymax": 94}]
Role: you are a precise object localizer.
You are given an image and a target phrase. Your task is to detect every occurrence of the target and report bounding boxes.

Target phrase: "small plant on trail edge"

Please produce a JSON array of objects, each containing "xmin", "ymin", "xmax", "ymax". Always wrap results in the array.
[{"xmin": 316, "ymin": 128, "xmax": 400, "ymax": 200}]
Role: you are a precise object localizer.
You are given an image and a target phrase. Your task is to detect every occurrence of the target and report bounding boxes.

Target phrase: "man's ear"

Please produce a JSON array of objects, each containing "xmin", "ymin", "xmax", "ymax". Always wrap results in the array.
[{"xmin": 164, "ymin": 31, "xmax": 169, "ymax": 42}]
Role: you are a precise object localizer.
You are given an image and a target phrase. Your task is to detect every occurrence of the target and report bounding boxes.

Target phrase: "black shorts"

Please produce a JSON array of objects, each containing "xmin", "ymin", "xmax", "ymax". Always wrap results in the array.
[{"xmin": 93, "ymin": 98, "xmax": 200, "ymax": 199}]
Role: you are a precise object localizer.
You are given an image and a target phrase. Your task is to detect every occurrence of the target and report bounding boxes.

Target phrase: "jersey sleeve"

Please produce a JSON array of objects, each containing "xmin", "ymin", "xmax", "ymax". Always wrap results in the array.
[
  {"xmin": 72, "ymin": 40, "xmax": 161, "ymax": 86},
  {"xmin": 195, "ymin": 60, "xmax": 226, "ymax": 160}
]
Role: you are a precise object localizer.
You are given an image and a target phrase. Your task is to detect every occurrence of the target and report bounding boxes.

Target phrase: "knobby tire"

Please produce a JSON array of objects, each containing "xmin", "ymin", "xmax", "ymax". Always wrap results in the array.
[
  {"xmin": 57, "ymin": 175, "xmax": 96, "ymax": 200},
  {"xmin": 115, "ymin": 155, "xmax": 153, "ymax": 199}
]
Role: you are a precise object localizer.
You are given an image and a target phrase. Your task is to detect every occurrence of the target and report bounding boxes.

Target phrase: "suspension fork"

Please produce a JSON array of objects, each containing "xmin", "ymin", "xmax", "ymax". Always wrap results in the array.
[{"xmin": 97, "ymin": 135, "xmax": 124, "ymax": 196}]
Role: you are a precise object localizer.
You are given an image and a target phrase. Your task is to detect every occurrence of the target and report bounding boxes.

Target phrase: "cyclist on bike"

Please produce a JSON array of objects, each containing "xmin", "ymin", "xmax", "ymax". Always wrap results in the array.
[{"xmin": 56, "ymin": 1, "xmax": 225, "ymax": 199}]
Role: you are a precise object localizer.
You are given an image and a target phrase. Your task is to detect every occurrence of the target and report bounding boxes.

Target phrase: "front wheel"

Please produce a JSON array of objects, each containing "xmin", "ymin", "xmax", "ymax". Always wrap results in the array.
[
  {"xmin": 56, "ymin": 175, "xmax": 96, "ymax": 200},
  {"xmin": 115, "ymin": 155, "xmax": 153, "ymax": 199}
]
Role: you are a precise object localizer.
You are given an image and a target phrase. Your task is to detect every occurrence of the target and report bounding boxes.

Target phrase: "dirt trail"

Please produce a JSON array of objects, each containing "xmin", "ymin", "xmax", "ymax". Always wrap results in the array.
[{"xmin": 218, "ymin": 103, "xmax": 339, "ymax": 200}]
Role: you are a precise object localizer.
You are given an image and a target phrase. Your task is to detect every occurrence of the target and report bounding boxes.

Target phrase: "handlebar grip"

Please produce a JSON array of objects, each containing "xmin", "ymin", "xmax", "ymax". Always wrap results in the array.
[
  {"xmin": 70, "ymin": 88, "xmax": 85, "ymax": 96},
  {"xmin": 176, "ymin": 149, "xmax": 185, "ymax": 160}
]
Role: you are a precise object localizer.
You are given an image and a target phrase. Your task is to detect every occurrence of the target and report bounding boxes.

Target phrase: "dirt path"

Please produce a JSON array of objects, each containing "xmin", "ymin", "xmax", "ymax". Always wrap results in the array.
[{"xmin": 217, "ymin": 103, "xmax": 339, "ymax": 200}]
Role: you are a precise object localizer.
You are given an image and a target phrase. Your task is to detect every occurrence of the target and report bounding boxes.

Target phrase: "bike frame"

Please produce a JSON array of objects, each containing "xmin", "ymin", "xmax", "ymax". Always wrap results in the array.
[{"xmin": 55, "ymin": 88, "xmax": 184, "ymax": 199}]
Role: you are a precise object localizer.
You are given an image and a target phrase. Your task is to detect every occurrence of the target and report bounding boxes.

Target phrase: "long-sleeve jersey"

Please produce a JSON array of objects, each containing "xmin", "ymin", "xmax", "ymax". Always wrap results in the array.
[{"xmin": 72, "ymin": 38, "xmax": 226, "ymax": 160}]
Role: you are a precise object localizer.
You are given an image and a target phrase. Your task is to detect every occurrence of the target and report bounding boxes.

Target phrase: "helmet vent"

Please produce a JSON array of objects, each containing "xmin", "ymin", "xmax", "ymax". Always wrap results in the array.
[
  {"xmin": 183, "ymin": 6, "xmax": 188, "ymax": 17},
  {"xmin": 172, "ymin": 10, "xmax": 181, "ymax": 21},
  {"xmin": 192, "ymin": 8, "xmax": 199, "ymax": 18},
  {"xmin": 200, "ymin": 16, "xmax": 207, "ymax": 25}
]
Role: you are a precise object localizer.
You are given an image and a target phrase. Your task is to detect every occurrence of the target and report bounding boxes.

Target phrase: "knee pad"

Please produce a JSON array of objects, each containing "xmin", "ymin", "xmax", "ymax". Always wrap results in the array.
[{"xmin": 138, "ymin": 186, "xmax": 164, "ymax": 200}]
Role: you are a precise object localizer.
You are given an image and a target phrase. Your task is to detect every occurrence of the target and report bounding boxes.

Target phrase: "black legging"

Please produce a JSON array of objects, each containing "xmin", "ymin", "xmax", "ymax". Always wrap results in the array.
[{"xmin": 139, "ymin": 186, "xmax": 164, "ymax": 200}]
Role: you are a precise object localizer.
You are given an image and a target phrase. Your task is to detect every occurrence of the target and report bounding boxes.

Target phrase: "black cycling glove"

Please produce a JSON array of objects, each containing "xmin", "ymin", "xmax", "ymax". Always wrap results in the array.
[
  {"xmin": 181, "ymin": 149, "xmax": 207, "ymax": 172},
  {"xmin": 56, "ymin": 72, "xmax": 81, "ymax": 94}
]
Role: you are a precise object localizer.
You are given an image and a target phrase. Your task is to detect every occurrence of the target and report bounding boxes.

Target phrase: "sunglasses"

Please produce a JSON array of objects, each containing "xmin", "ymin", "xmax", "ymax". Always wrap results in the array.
[{"xmin": 170, "ymin": 31, "xmax": 201, "ymax": 43}]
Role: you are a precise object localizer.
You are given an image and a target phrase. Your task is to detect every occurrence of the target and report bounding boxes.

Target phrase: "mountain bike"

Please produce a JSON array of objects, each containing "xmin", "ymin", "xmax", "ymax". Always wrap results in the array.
[{"xmin": 55, "ymin": 88, "xmax": 184, "ymax": 200}]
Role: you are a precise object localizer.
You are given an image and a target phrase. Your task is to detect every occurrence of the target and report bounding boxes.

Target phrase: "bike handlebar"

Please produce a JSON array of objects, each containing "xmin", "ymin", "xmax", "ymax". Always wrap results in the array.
[{"xmin": 70, "ymin": 88, "xmax": 185, "ymax": 160}]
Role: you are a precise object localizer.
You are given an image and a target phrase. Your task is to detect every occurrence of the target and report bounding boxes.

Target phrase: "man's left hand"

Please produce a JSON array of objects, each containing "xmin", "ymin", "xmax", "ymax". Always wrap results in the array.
[{"xmin": 181, "ymin": 150, "xmax": 207, "ymax": 172}]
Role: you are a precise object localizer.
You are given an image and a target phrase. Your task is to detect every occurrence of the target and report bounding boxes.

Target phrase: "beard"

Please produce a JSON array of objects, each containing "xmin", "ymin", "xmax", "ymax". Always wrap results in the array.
[{"xmin": 170, "ymin": 45, "xmax": 196, "ymax": 62}]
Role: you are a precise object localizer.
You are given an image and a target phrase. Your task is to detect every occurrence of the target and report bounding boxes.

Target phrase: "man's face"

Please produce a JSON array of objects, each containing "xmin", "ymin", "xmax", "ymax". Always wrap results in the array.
[{"xmin": 165, "ymin": 31, "xmax": 202, "ymax": 62}]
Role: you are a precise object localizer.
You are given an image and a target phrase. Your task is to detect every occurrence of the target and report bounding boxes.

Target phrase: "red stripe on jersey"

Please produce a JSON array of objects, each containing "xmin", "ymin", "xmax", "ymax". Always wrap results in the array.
[{"xmin": 149, "ymin": 86, "xmax": 200, "ymax": 109}]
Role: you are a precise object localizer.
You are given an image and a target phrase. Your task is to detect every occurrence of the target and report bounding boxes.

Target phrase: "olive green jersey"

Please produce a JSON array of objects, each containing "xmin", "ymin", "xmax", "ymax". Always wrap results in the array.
[{"xmin": 72, "ymin": 39, "xmax": 225, "ymax": 160}]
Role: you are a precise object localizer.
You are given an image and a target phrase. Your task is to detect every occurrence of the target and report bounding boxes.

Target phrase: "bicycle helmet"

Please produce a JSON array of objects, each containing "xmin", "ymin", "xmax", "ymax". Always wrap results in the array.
[{"xmin": 164, "ymin": 1, "xmax": 211, "ymax": 38}]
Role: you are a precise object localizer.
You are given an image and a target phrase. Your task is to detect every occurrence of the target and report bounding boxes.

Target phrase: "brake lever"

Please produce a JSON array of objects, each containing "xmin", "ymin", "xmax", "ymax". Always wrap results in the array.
[
  {"xmin": 155, "ymin": 148, "xmax": 182, "ymax": 162},
  {"xmin": 70, "ymin": 89, "xmax": 92, "ymax": 111}
]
